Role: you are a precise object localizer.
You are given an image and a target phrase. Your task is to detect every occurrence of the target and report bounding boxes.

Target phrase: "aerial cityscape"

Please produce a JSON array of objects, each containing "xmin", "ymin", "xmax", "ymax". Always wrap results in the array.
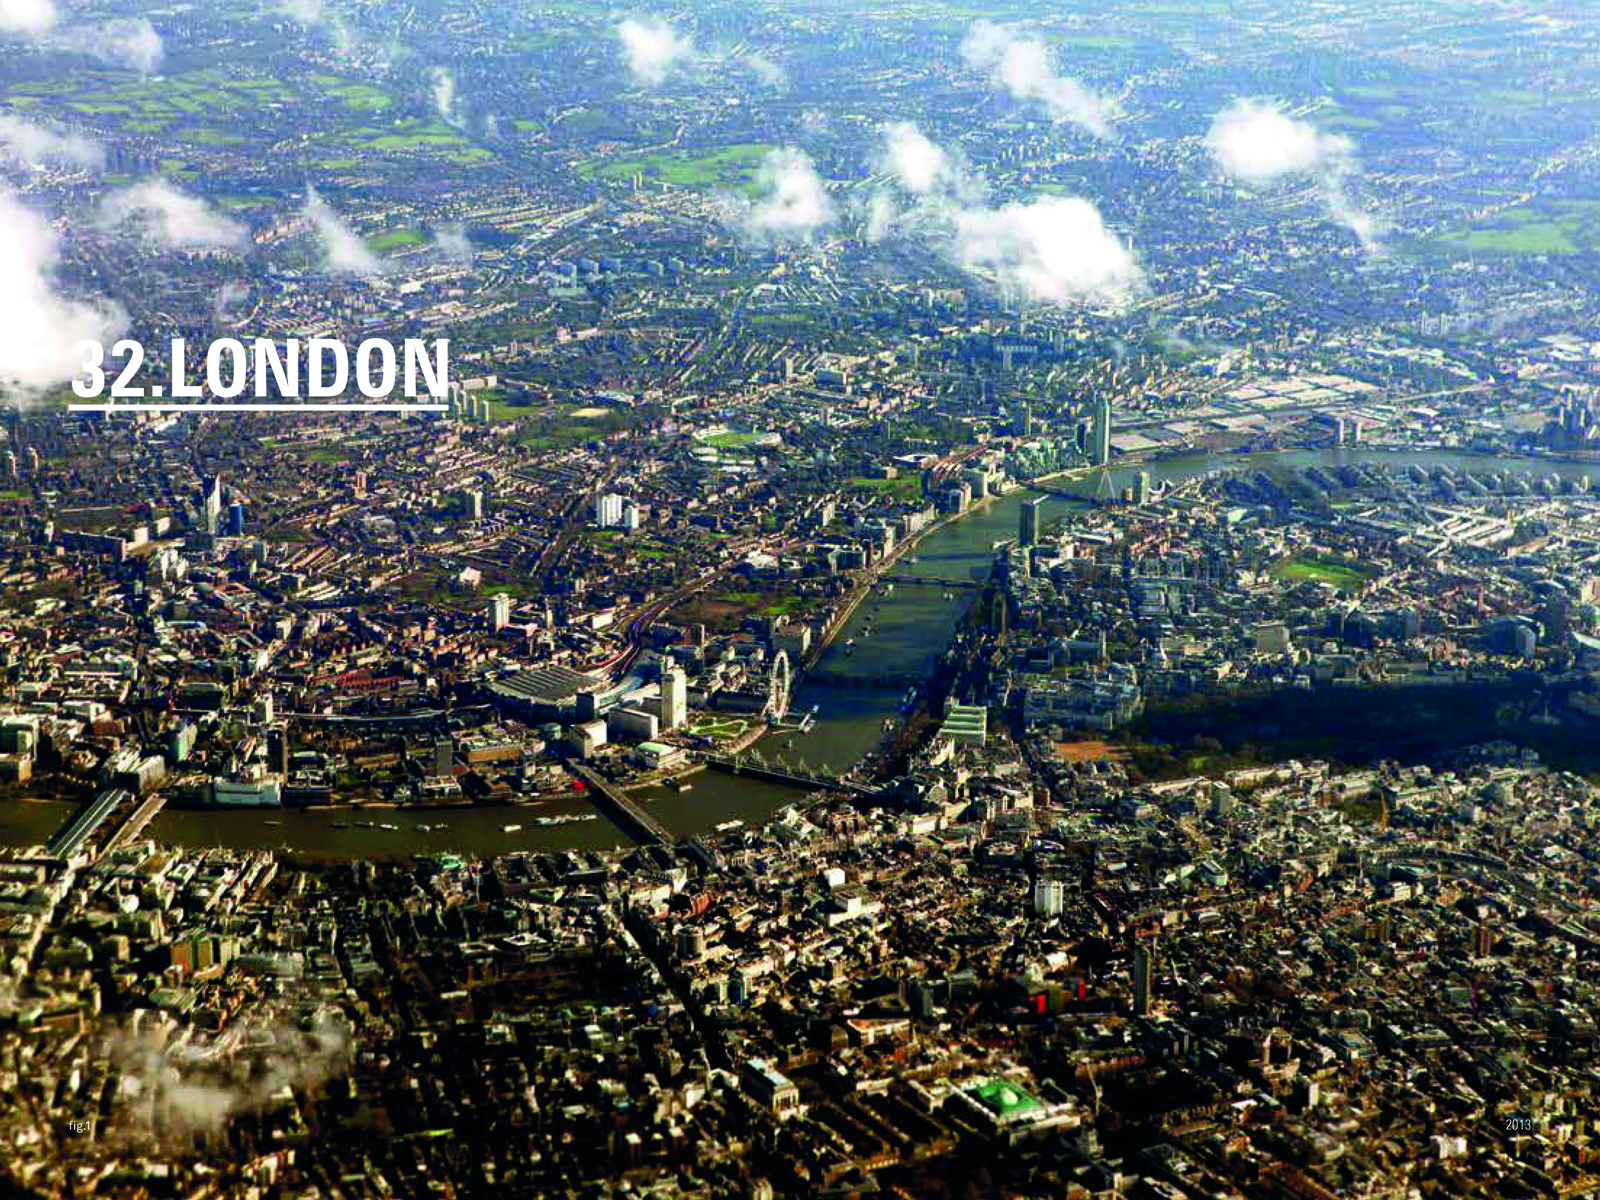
[{"xmin": 1, "ymin": 0, "xmax": 1599, "ymax": 1194}]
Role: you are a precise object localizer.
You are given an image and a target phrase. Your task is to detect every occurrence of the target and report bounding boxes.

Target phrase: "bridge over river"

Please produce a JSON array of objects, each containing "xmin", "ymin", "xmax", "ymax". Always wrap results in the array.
[
  {"xmin": 801, "ymin": 669, "xmax": 923, "ymax": 690},
  {"xmin": 703, "ymin": 755, "xmax": 882, "ymax": 798},
  {"xmin": 572, "ymin": 765, "xmax": 673, "ymax": 846},
  {"xmin": 877, "ymin": 574, "xmax": 981, "ymax": 589}
]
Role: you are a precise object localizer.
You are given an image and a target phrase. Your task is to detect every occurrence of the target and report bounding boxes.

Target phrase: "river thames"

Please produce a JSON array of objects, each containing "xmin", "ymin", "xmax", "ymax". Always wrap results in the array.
[{"xmin": 7, "ymin": 445, "xmax": 1591, "ymax": 858}]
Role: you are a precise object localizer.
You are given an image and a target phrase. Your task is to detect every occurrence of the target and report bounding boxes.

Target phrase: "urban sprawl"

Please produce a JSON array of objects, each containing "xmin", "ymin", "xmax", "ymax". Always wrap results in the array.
[{"xmin": 2, "ymin": 0, "xmax": 1600, "ymax": 1196}]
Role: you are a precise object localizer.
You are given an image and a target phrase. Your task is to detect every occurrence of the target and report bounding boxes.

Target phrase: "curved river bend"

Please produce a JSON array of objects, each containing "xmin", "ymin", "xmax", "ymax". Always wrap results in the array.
[{"xmin": 7, "ymin": 447, "xmax": 1586, "ymax": 858}]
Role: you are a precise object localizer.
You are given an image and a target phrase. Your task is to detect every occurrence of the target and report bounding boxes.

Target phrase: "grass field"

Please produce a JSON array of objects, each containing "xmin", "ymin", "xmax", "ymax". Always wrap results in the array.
[
  {"xmin": 1343, "ymin": 84, "xmax": 1404, "ymax": 101},
  {"xmin": 1480, "ymin": 87, "xmax": 1547, "ymax": 111},
  {"xmin": 1426, "ymin": 200, "xmax": 1600, "ymax": 257},
  {"xmin": 1132, "ymin": 677, "xmax": 1600, "ymax": 780},
  {"xmin": 1323, "ymin": 113, "xmax": 1382, "ymax": 130},
  {"xmin": 849, "ymin": 475, "xmax": 922, "ymax": 501},
  {"xmin": 688, "ymin": 716, "xmax": 750, "ymax": 742},
  {"xmin": 0, "ymin": 67, "xmax": 496, "ymax": 168},
  {"xmin": 575, "ymin": 143, "xmax": 776, "ymax": 194},
  {"xmin": 3, "ymin": 68, "xmax": 301, "ymax": 136},
  {"xmin": 698, "ymin": 429, "xmax": 766, "ymax": 449},
  {"xmin": 367, "ymin": 228, "xmax": 426, "ymax": 253},
  {"xmin": 1052, "ymin": 738, "xmax": 1129, "ymax": 763},
  {"xmin": 706, "ymin": 589, "xmax": 810, "ymax": 618},
  {"xmin": 1049, "ymin": 33, "xmax": 1136, "ymax": 48},
  {"xmin": 309, "ymin": 75, "xmax": 394, "ymax": 112},
  {"xmin": 673, "ymin": 587, "xmax": 818, "ymax": 634},
  {"xmin": 512, "ymin": 404, "xmax": 632, "ymax": 452},
  {"xmin": 1269, "ymin": 552, "xmax": 1375, "ymax": 592},
  {"xmin": 1420, "ymin": 198, "xmax": 1600, "ymax": 257}
]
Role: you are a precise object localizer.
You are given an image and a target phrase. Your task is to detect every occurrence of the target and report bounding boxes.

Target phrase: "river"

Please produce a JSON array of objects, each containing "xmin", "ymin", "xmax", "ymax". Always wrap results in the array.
[{"xmin": 5, "ymin": 445, "xmax": 1586, "ymax": 858}]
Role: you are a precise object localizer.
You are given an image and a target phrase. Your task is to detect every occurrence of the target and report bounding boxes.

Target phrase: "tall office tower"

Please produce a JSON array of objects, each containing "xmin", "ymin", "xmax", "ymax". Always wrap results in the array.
[
  {"xmin": 1019, "ymin": 496, "xmax": 1044, "ymax": 547},
  {"xmin": 466, "ymin": 489, "xmax": 484, "ymax": 521},
  {"xmin": 595, "ymin": 493, "xmax": 624, "ymax": 528},
  {"xmin": 1134, "ymin": 471, "xmax": 1151, "ymax": 506},
  {"xmin": 1133, "ymin": 944, "xmax": 1153, "ymax": 1016},
  {"xmin": 1013, "ymin": 402, "xmax": 1033, "ymax": 438},
  {"xmin": 201, "ymin": 475, "xmax": 222, "ymax": 535},
  {"xmin": 432, "ymin": 739, "xmax": 454, "ymax": 777},
  {"xmin": 489, "ymin": 592, "xmax": 512, "ymax": 630},
  {"xmin": 266, "ymin": 725, "xmax": 289, "ymax": 777},
  {"xmin": 1092, "ymin": 398, "xmax": 1112, "ymax": 466},
  {"xmin": 226, "ymin": 501, "xmax": 245, "ymax": 535},
  {"xmin": 660, "ymin": 666, "xmax": 687, "ymax": 730},
  {"xmin": 1032, "ymin": 878, "xmax": 1065, "ymax": 916}
]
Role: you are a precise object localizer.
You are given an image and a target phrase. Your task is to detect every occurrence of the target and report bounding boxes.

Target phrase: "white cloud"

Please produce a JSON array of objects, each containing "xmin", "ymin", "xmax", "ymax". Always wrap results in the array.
[
  {"xmin": 432, "ymin": 223, "xmax": 471, "ymax": 260},
  {"xmin": 431, "ymin": 67, "xmax": 462, "ymax": 128},
  {"xmin": 862, "ymin": 191, "xmax": 898, "ymax": 243},
  {"xmin": 5, "ymin": 1, "xmax": 164, "ymax": 74},
  {"xmin": 862, "ymin": 123, "xmax": 966, "ymax": 240},
  {"xmin": 961, "ymin": 20, "xmax": 1115, "ymax": 139},
  {"xmin": 742, "ymin": 52, "xmax": 785, "ymax": 87},
  {"xmin": 56, "ymin": 17, "xmax": 164, "ymax": 74},
  {"xmin": 1324, "ymin": 185, "xmax": 1385, "ymax": 253},
  {"xmin": 213, "ymin": 281, "xmax": 250, "ymax": 324},
  {"xmin": 863, "ymin": 125, "xmax": 1140, "ymax": 306},
  {"xmin": 881, "ymin": 121, "xmax": 960, "ymax": 197},
  {"xmin": 280, "ymin": 0, "xmax": 360, "ymax": 62},
  {"xmin": 107, "ymin": 1012, "xmax": 350, "ymax": 1136},
  {"xmin": 0, "ymin": 114, "xmax": 101, "ymax": 169},
  {"xmin": 952, "ymin": 195, "xmax": 1143, "ymax": 307},
  {"xmin": 303, "ymin": 186, "xmax": 384, "ymax": 274},
  {"xmin": 1204, "ymin": 98, "xmax": 1351, "ymax": 183},
  {"xmin": 0, "ymin": 0, "xmax": 56, "ymax": 36},
  {"xmin": 617, "ymin": 16, "xmax": 692, "ymax": 86},
  {"xmin": 741, "ymin": 146, "xmax": 834, "ymax": 240},
  {"xmin": 0, "ymin": 188, "xmax": 127, "ymax": 396},
  {"xmin": 1205, "ymin": 99, "xmax": 1383, "ymax": 250},
  {"xmin": 99, "ymin": 180, "xmax": 248, "ymax": 250}
]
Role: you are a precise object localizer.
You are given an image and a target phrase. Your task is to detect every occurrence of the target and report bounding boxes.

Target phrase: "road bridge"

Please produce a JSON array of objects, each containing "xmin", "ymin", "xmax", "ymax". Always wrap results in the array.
[
  {"xmin": 47, "ymin": 789, "xmax": 130, "ymax": 859},
  {"xmin": 704, "ymin": 756, "xmax": 881, "ymax": 798},
  {"xmin": 104, "ymin": 792, "xmax": 168, "ymax": 852},
  {"xmin": 878, "ymin": 575, "xmax": 980, "ymax": 589},
  {"xmin": 572, "ymin": 765, "xmax": 672, "ymax": 846},
  {"xmin": 803, "ymin": 669, "xmax": 922, "ymax": 690}
]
